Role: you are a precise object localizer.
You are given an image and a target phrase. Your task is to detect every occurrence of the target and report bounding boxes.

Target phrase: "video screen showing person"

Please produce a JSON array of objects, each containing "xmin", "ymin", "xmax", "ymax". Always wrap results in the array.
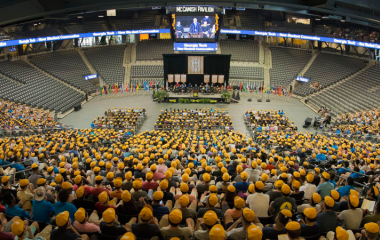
[{"xmin": 174, "ymin": 15, "xmax": 216, "ymax": 39}]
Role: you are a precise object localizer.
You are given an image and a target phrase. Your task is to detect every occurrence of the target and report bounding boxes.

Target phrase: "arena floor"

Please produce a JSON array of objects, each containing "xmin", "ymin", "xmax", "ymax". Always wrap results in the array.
[{"xmin": 61, "ymin": 93, "xmax": 318, "ymax": 134}]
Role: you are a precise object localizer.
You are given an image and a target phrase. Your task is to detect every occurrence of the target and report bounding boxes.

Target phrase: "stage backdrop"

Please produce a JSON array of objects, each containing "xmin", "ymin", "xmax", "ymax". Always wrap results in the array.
[{"xmin": 163, "ymin": 54, "xmax": 231, "ymax": 86}]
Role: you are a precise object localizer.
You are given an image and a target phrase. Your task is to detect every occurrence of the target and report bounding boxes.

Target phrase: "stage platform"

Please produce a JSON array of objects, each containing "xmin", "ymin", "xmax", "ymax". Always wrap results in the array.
[{"xmin": 166, "ymin": 92, "xmax": 223, "ymax": 103}]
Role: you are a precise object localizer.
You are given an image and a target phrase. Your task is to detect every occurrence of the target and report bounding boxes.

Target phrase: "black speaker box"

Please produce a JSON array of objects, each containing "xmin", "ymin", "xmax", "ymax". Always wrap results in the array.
[
  {"xmin": 257, "ymin": 99, "xmax": 262, "ymax": 102},
  {"xmin": 248, "ymin": 98, "xmax": 252, "ymax": 102},
  {"xmin": 74, "ymin": 104, "xmax": 82, "ymax": 111},
  {"xmin": 266, "ymin": 99, "xmax": 270, "ymax": 102}
]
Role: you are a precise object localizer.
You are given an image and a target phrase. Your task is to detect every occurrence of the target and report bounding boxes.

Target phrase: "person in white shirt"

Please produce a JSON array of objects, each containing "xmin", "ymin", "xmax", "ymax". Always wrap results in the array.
[
  {"xmin": 246, "ymin": 181, "xmax": 270, "ymax": 217},
  {"xmin": 244, "ymin": 162, "xmax": 261, "ymax": 182},
  {"xmin": 299, "ymin": 173, "xmax": 317, "ymax": 200},
  {"xmin": 338, "ymin": 193, "xmax": 362, "ymax": 230}
]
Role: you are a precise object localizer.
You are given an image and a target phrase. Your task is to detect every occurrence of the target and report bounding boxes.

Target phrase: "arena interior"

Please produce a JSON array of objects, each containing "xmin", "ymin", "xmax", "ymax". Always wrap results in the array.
[{"xmin": 1, "ymin": 1, "xmax": 380, "ymax": 240}]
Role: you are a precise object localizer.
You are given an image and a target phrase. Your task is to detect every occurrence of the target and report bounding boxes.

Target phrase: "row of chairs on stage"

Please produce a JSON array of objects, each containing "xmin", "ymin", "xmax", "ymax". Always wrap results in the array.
[{"xmin": 169, "ymin": 84, "xmax": 222, "ymax": 94}]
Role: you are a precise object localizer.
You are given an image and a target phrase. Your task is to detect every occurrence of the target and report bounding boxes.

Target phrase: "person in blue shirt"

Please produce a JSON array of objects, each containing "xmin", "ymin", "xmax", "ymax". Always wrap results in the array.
[
  {"xmin": 55, "ymin": 189, "xmax": 77, "ymax": 225},
  {"xmin": 350, "ymin": 167, "xmax": 365, "ymax": 179},
  {"xmin": 337, "ymin": 177, "xmax": 355, "ymax": 197},
  {"xmin": 329, "ymin": 171, "xmax": 337, "ymax": 188},
  {"xmin": 32, "ymin": 187, "xmax": 55, "ymax": 223},
  {"xmin": 316, "ymin": 172, "xmax": 334, "ymax": 199},
  {"xmin": 150, "ymin": 191, "xmax": 169, "ymax": 219},
  {"xmin": 316, "ymin": 151, "xmax": 326, "ymax": 162},
  {"xmin": 233, "ymin": 172, "xmax": 250, "ymax": 192},
  {"xmin": 3, "ymin": 192, "xmax": 30, "ymax": 218},
  {"xmin": 337, "ymin": 161, "xmax": 351, "ymax": 176}
]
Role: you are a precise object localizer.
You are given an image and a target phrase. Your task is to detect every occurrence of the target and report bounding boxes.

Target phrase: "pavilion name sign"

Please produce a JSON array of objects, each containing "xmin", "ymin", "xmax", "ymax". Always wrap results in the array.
[{"xmin": 176, "ymin": 6, "xmax": 214, "ymax": 13}]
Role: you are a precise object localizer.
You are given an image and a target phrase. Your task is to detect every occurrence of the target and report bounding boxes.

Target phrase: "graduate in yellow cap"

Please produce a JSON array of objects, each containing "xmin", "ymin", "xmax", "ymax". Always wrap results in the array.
[
  {"xmin": 246, "ymin": 181, "xmax": 270, "ymax": 217},
  {"xmin": 297, "ymin": 192, "xmax": 321, "ymax": 213},
  {"xmin": 361, "ymin": 222, "xmax": 380, "ymax": 240},
  {"xmin": 285, "ymin": 221, "xmax": 302, "ymax": 240},
  {"xmin": 262, "ymin": 209, "xmax": 293, "ymax": 239},
  {"xmin": 91, "ymin": 175, "xmax": 112, "ymax": 197},
  {"xmin": 142, "ymin": 171, "xmax": 159, "ymax": 191},
  {"xmin": 316, "ymin": 171, "xmax": 334, "ymax": 199},
  {"xmin": 315, "ymin": 196, "xmax": 338, "ymax": 233},
  {"xmin": 160, "ymin": 209, "xmax": 194, "ymax": 240},
  {"xmin": 194, "ymin": 210, "xmax": 221, "ymax": 239},
  {"xmin": 10, "ymin": 219, "xmax": 41, "ymax": 240},
  {"xmin": 50, "ymin": 211, "xmax": 88, "ymax": 240},
  {"xmin": 300, "ymin": 173, "xmax": 317, "ymax": 200},
  {"xmin": 151, "ymin": 191, "xmax": 170, "ymax": 218},
  {"xmin": 269, "ymin": 184, "xmax": 296, "ymax": 216},
  {"xmin": 17, "ymin": 179, "xmax": 34, "ymax": 204},
  {"xmin": 133, "ymin": 206, "xmax": 163, "ymax": 239},
  {"xmin": 131, "ymin": 179, "xmax": 149, "ymax": 201},
  {"xmin": 224, "ymin": 196, "xmax": 245, "ymax": 227},
  {"xmin": 225, "ymin": 208, "xmax": 263, "ymax": 239},
  {"xmin": 338, "ymin": 191, "xmax": 362, "ymax": 230},
  {"xmin": 73, "ymin": 207, "xmax": 100, "ymax": 233},
  {"xmin": 100, "ymin": 207, "xmax": 132, "ymax": 237},
  {"xmin": 297, "ymin": 208, "xmax": 319, "ymax": 237},
  {"xmin": 197, "ymin": 193, "xmax": 223, "ymax": 219}
]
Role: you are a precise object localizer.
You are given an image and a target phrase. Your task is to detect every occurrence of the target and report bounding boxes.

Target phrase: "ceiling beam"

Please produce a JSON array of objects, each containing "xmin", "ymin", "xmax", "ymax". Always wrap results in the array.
[{"xmin": 0, "ymin": 0, "xmax": 380, "ymax": 28}]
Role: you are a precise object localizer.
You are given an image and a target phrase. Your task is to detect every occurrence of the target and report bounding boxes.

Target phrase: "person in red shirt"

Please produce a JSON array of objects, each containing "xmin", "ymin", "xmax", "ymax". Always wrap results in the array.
[
  {"xmin": 91, "ymin": 176, "xmax": 111, "ymax": 197},
  {"xmin": 0, "ymin": 216, "xmax": 14, "ymax": 240},
  {"xmin": 95, "ymin": 191, "xmax": 117, "ymax": 216},
  {"xmin": 142, "ymin": 172, "xmax": 159, "ymax": 191},
  {"xmin": 0, "ymin": 204, "xmax": 5, "ymax": 213},
  {"xmin": 266, "ymin": 158, "xmax": 275, "ymax": 171},
  {"xmin": 150, "ymin": 164, "xmax": 164, "ymax": 181},
  {"xmin": 73, "ymin": 175, "xmax": 93, "ymax": 196}
]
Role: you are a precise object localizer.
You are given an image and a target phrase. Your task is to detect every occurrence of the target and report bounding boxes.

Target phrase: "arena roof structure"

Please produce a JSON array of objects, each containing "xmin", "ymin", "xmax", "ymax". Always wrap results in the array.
[{"xmin": 0, "ymin": 0, "xmax": 380, "ymax": 28}]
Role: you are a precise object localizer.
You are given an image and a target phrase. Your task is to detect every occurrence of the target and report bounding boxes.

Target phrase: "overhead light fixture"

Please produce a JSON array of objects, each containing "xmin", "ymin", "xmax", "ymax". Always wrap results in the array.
[
  {"xmin": 341, "ymin": 19, "xmax": 345, "ymax": 22},
  {"xmin": 77, "ymin": 16, "xmax": 83, "ymax": 18},
  {"xmin": 315, "ymin": 19, "xmax": 321, "ymax": 21},
  {"xmin": 322, "ymin": 16, "xmax": 329, "ymax": 19},
  {"xmin": 98, "ymin": 15, "xmax": 104, "ymax": 18},
  {"xmin": 292, "ymin": 17, "xmax": 297, "ymax": 19}
]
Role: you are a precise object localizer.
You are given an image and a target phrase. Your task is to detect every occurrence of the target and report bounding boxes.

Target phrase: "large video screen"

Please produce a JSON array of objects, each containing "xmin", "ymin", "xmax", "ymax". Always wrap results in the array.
[{"xmin": 172, "ymin": 14, "xmax": 219, "ymax": 42}]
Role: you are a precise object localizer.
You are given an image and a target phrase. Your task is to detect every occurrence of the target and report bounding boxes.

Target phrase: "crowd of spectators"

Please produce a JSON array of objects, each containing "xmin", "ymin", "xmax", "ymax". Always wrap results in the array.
[
  {"xmin": 0, "ymin": 100, "xmax": 62, "ymax": 133},
  {"xmin": 91, "ymin": 108, "xmax": 147, "ymax": 130},
  {"xmin": 155, "ymin": 108, "xmax": 233, "ymax": 130},
  {"xmin": 244, "ymin": 109, "xmax": 297, "ymax": 134},
  {"xmin": 0, "ymin": 108, "xmax": 379, "ymax": 240},
  {"xmin": 0, "ymin": 104, "xmax": 380, "ymax": 240},
  {"xmin": 323, "ymin": 108, "xmax": 380, "ymax": 138},
  {"xmin": 330, "ymin": 27, "xmax": 380, "ymax": 43}
]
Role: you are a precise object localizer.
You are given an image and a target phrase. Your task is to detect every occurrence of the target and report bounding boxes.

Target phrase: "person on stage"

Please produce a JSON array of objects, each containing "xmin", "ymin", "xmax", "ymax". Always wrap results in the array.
[
  {"xmin": 201, "ymin": 16, "xmax": 212, "ymax": 26},
  {"xmin": 205, "ymin": 83, "xmax": 209, "ymax": 93},
  {"xmin": 200, "ymin": 21, "xmax": 210, "ymax": 38},
  {"xmin": 200, "ymin": 16, "xmax": 212, "ymax": 38},
  {"xmin": 194, "ymin": 84, "xmax": 198, "ymax": 90},
  {"xmin": 175, "ymin": 21, "xmax": 184, "ymax": 38},
  {"xmin": 182, "ymin": 83, "xmax": 187, "ymax": 93},
  {"xmin": 189, "ymin": 18, "xmax": 201, "ymax": 37}
]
